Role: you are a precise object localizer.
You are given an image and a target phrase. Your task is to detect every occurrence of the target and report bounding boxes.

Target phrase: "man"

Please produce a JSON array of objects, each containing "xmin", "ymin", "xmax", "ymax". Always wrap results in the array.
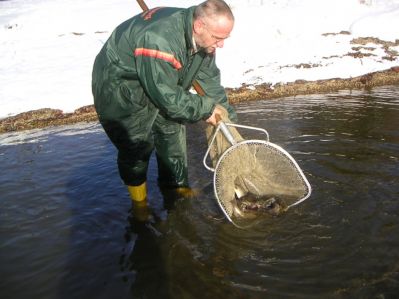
[{"xmin": 92, "ymin": 0, "xmax": 237, "ymax": 213}]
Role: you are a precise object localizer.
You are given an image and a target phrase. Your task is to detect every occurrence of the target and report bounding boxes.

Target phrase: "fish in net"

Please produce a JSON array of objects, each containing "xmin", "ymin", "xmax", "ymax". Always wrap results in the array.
[{"xmin": 204, "ymin": 105, "xmax": 311, "ymax": 227}]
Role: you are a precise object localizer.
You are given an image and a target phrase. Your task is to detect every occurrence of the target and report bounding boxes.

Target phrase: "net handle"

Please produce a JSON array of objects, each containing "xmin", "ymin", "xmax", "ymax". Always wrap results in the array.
[
  {"xmin": 203, "ymin": 121, "xmax": 237, "ymax": 171},
  {"xmin": 203, "ymin": 123, "xmax": 222, "ymax": 171},
  {"xmin": 203, "ymin": 122, "xmax": 270, "ymax": 171},
  {"xmin": 219, "ymin": 122, "xmax": 236, "ymax": 145},
  {"xmin": 224, "ymin": 123, "xmax": 270, "ymax": 142}
]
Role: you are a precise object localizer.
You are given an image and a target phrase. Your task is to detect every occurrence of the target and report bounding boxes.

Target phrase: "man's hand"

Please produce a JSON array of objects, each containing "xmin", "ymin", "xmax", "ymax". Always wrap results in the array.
[{"xmin": 205, "ymin": 106, "xmax": 223, "ymax": 126}]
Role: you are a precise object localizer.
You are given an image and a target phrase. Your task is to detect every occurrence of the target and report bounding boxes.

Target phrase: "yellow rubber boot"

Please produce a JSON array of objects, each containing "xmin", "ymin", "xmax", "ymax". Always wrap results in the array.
[
  {"xmin": 174, "ymin": 187, "xmax": 198, "ymax": 199},
  {"xmin": 127, "ymin": 182, "xmax": 147, "ymax": 203},
  {"xmin": 127, "ymin": 182, "xmax": 149, "ymax": 222},
  {"xmin": 161, "ymin": 186, "xmax": 199, "ymax": 200}
]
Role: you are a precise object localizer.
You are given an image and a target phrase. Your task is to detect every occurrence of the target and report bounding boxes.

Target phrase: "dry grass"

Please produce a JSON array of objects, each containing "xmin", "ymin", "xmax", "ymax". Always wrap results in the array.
[
  {"xmin": 226, "ymin": 66, "xmax": 399, "ymax": 104},
  {"xmin": 1, "ymin": 66, "xmax": 398, "ymax": 134}
]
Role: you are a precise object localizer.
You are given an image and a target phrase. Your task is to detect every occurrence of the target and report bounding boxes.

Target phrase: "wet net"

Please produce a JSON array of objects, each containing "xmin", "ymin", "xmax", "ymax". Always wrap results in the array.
[{"xmin": 204, "ymin": 106, "xmax": 311, "ymax": 227}]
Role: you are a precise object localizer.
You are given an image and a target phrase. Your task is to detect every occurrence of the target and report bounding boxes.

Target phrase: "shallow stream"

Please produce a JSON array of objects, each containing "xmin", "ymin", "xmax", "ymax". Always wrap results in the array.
[{"xmin": 1, "ymin": 86, "xmax": 398, "ymax": 299}]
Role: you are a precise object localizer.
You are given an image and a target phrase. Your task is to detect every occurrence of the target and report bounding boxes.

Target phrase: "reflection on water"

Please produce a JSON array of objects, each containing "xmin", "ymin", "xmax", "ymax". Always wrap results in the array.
[{"xmin": 1, "ymin": 86, "xmax": 399, "ymax": 299}]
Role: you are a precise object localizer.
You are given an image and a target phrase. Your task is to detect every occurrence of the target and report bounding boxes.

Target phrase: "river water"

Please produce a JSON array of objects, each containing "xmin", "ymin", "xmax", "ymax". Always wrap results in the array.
[{"xmin": 1, "ymin": 85, "xmax": 398, "ymax": 299}]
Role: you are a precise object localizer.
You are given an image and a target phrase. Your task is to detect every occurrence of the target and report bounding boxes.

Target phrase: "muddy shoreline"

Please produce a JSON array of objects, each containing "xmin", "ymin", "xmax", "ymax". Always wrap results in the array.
[{"xmin": 1, "ymin": 66, "xmax": 398, "ymax": 134}]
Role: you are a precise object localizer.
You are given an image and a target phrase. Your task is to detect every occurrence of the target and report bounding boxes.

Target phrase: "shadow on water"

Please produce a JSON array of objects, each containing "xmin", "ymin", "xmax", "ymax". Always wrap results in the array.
[
  {"xmin": 55, "ymin": 124, "xmax": 180, "ymax": 299},
  {"xmin": 0, "ymin": 123, "xmax": 177, "ymax": 299},
  {"xmin": 1, "ymin": 85, "xmax": 399, "ymax": 299}
]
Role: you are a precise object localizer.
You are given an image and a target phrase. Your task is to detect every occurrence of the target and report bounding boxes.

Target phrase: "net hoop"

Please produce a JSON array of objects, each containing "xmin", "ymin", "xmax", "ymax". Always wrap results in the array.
[{"xmin": 213, "ymin": 139, "xmax": 312, "ymax": 227}]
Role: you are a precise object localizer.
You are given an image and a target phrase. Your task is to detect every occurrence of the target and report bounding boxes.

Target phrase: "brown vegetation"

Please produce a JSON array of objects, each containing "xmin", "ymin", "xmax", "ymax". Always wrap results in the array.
[{"xmin": 0, "ymin": 66, "xmax": 398, "ymax": 134}]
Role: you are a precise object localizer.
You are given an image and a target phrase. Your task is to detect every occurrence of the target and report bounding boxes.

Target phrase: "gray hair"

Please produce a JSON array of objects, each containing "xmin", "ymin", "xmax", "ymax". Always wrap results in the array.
[{"xmin": 194, "ymin": 0, "xmax": 234, "ymax": 23}]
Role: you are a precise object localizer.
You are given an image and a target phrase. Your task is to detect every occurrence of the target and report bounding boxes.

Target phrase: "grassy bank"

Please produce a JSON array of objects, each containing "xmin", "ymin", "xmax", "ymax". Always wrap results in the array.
[{"xmin": 1, "ymin": 66, "xmax": 398, "ymax": 134}]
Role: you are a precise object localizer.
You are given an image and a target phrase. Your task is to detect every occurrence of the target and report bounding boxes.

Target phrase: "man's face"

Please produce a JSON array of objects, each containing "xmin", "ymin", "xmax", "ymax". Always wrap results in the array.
[{"xmin": 193, "ymin": 16, "xmax": 234, "ymax": 54}]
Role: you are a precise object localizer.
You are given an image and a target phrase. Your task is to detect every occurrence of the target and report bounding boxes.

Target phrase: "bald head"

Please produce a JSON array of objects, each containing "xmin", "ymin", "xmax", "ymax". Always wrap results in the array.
[{"xmin": 194, "ymin": 0, "xmax": 234, "ymax": 23}]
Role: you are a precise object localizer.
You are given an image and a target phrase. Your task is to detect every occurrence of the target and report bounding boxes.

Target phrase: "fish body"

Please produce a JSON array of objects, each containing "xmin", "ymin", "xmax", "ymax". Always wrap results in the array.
[{"xmin": 234, "ymin": 193, "xmax": 287, "ymax": 217}]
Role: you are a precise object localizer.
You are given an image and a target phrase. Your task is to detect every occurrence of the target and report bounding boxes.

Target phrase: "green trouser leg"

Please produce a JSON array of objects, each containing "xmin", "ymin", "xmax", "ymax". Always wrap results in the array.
[
  {"xmin": 153, "ymin": 113, "xmax": 189, "ymax": 188},
  {"xmin": 100, "ymin": 118, "xmax": 154, "ymax": 186},
  {"xmin": 99, "ymin": 111, "xmax": 188, "ymax": 189}
]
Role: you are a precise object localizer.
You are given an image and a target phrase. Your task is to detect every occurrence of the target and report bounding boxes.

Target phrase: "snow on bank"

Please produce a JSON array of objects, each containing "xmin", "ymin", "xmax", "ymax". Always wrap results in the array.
[{"xmin": 0, "ymin": 0, "xmax": 398, "ymax": 118}]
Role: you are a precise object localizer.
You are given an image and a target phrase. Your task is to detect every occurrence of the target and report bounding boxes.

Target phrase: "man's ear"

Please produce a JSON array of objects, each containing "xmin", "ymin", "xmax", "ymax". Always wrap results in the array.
[{"xmin": 193, "ymin": 19, "xmax": 204, "ymax": 34}]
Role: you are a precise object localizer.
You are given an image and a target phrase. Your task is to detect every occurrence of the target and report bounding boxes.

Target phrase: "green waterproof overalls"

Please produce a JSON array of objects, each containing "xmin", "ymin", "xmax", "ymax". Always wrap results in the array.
[{"xmin": 92, "ymin": 6, "xmax": 236, "ymax": 188}]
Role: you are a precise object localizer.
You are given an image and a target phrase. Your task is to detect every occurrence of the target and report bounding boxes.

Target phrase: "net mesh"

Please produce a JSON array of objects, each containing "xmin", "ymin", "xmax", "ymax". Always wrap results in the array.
[
  {"xmin": 214, "ymin": 141, "xmax": 310, "ymax": 218},
  {"xmin": 206, "ymin": 106, "xmax": 310, "ymax": 222}
]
